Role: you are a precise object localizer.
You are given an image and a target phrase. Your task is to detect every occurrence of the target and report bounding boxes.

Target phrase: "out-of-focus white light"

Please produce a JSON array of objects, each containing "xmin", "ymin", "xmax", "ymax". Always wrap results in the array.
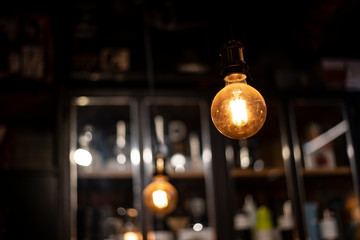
[
  {"xmin": 202, "ymin": 148, "xmax": 212, "ymax": 164},
  {"xmin": 76, "ymin": 96, "xmax": 90, "ymax": 106},
  {"xmin": 175, "ymin": 165, "xmax": 185, "ymax": 172},
  {"xmin": 131, "ymin": 149, "xmax": 140, "ymax": 165},
  {"xmin": 282, "ymin": 145, "xmax": 290, "ymax": 160},
  {"xmin": 193, "ymin": 223, "xmax": 203, "ymax": 232},
  {"xmin": 240, "ymin": 156, "xmax": 250, "ymax": 168},
  {"xmin": 170, "ymin": 153, "xmax": 186, "ymax": 170},
  {"xmin": 117, "ymin": 153, "xmax": 126, "ymax": 164},
  {"xmin": 253, "ymin": 159, "xmax": 264, "ymax": 172},
  {"xmin": 225, "ymin": 145, "xmax": 234, "ymax": 162},
  {"xmin": 74, "ymin": 148, "xmax": 92, "ymax": 166},
  {"xmin": 143, "ymin": 148, "xmax": 152, "ymax": 164}
]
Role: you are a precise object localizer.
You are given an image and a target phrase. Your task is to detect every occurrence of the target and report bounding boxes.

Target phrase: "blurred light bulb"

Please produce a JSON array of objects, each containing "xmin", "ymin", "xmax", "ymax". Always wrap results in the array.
[{"xmin": 143, "ymin": 175, "xmax": 178, "ymax": 216}]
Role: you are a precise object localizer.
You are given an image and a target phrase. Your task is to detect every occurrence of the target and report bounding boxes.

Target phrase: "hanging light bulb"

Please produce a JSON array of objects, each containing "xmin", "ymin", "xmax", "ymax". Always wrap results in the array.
[
  {"xmin": 143, "ymin": 154, "xmax": 178, "ymax": 216},
  {"xmin": 123, "ymin": 208, "xmax": 143, "ymax": 240},
  {"xmin": 211, "ymin": 40, "xmax": 267, "ymax": 139}
]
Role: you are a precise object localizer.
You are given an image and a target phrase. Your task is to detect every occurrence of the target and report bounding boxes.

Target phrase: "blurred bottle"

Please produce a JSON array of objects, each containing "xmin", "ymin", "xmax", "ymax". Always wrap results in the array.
[
  {"xmin": 243, "ymin": 195, "xmax": 257, "ymax": 229},
  {"xmin": 234, "ymin": 209, "xmax": 252, "ymax": 240},
  {"xmin": 148, "ymin": 215, "xmax": 174, "ymax": 240},
  {"xmin": 305, "ymin": 203, "xmax": 320, "ymax": 240},
  {"xmin": 188, "ymin": 132, "xmax": 203, "ymax": 171},
  {"xmin": 168, "ymin": 120, "xmax": 187, "ymax": 173},
  {"xmin": 239, "ymin": 140, "xmax": 253, "ymax": 169},
  {"xmin": 176, "ymin": 196, "xmax": 216, "ymax": 240},
  {"xmin": 123, "ymin": 208, "xmax": 143, "ymax": 240},
  {"xmin": 76, "ymin": 124, "xmax": 103, "ymax": 171},
  {"xmin": 254, "ymin": 205, "xmax": 275, "ymax": 240},
  {"xmin": 319, "ymin": 209, "xmax": 339, "ymax": 240},
  {"xmin": 188, "ymin": 197, "xmax": 208, "ymax": 229},
  {"xmin": 107, "ymin": 120, "xmax": 131, "ymax": 171},
  {"xmin": 277, "ymin": 200, "xmax": 294, "ymax": 240}
]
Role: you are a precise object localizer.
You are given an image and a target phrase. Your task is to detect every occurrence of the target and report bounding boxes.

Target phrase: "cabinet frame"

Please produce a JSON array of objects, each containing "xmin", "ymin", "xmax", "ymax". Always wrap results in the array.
[
  {"xmin": 287, "ymin": 96, "xmax": 360, "ymax": 240},
  {"xmin": 140, "ymin": 96, "xmax": 216, "ymax": 236},
  {"xmin": 68, "ymin": 95, "xmax": 141, "ymax": 240}
]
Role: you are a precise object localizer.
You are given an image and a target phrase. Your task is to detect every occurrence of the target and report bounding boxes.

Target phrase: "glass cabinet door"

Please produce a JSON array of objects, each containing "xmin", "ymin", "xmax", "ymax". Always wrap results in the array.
[
  {"xmin": 69, "ymin": 96, "xmax": 141, "ymax": 240},
  {"xmin": 226, "ymin": 100, "xmax": 297, "ymax": 240},
  {"xmin": 289, "ymin": 98, "xmax": 359, "ymax": 240},
  {"xmin": 140, "ymin": 96, "xmax": 216, "ymax": 240}
]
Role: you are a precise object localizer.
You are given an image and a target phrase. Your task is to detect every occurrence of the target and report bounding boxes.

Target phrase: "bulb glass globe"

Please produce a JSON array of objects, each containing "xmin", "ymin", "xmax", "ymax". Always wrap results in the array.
[
  {"xmin": 143, "ymin": 175, "xmax": 178, "ymax": 216},
  {"xmin": 211, "ymin": 80, "xmax": 266, "ymax": 139}
]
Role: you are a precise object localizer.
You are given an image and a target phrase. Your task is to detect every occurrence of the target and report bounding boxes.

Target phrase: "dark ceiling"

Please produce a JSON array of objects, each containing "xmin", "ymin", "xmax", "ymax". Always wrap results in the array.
[{"xmin": 2, "ymin": 0, "xmax": 360, "ymax": 92}]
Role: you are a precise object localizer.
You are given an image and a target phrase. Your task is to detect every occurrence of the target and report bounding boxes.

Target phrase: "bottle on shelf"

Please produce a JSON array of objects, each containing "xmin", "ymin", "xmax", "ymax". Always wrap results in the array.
[
  {"xmin": 75, "ymin": 124, "xmax": 103, "ymax": 171},
  {"xmin": 254, "ymin": 205, "xmax": 275, "ymax": 240},
  {"xmin": 243, "ymin": 194, "xmax": 257, "ymax": 229},
  {"xmin": 239, "ymin": 140, "xmax": 253, "ymax": 169},
  {"xmin": 177, "ymin": 196, "xmax": 215, "ymax": 240},
  {"xmin": 123, "ymin": 208, "xmax": 143, "ymax": 240},
  {"xmin": 168, "ymin": 119, "xmax": 188, "ymax": 172},
  {"xmin": 305, "ymin": 202, "xmax": 320, "ymax": 240},
  {"xmin": 319, "ymin": 208, "xmax": 339, "ymax": 240},
  {"xmin": 148, "ymin": 215, "xmax": 174, "ymax": 240},
  {"xmin": 234, "ymin": 209, "xmax": 252, "ymax": 240},
  {"xmin": 188, "ymin": 197, "xmax": 208, "ymax": 229},
  {"xmin": 277, "ymin": 200, "xmax": 294, "ymax": 240},
  {"xmin": 106, "ymin": 120, "xmax": 131, "ymax": 171},
  {"xmin": 188, "ymin": 132, "xmax": 203, "ymax": 171}
]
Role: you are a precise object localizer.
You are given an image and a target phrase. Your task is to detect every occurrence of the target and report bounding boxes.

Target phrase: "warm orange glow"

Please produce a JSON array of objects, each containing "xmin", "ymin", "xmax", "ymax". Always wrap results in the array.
[
  {"xmin": 124, "ymin": 231, "xmax": 143, "ymax": 240},
  {"xmin": 143, "ymin": 175, "xmax": 178, "ymax": 216},
  {"xmin": 211, "ymin": 81, "xmax": 266, "ymax": 139},
  {"xmin": 229, "ymin": 97, "xmax": 248, "ymax": 125}
]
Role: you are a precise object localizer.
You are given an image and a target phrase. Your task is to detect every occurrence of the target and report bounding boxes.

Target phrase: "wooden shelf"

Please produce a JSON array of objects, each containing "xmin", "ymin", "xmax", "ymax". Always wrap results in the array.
[
  {"xmin": 168, "ymin": 170, "xmax": 204, "ymax": 179},
  {"xmin": 77, "ymin": 169, "xmax": 133, "ymax": 179},
  {"xmin": 77, "ymin": 169, "xmax": 206, "ymax": 179},
  {"xmin": 301, "ymin": 166, "xmax": 351, "ymax": 176},
  {"xmin": 230, "ymin": 168, "xmax": 285, "ymax": 178},
  {"xmin": 229, "ymin": 166, "xmax": 352, "ymax": 178}
]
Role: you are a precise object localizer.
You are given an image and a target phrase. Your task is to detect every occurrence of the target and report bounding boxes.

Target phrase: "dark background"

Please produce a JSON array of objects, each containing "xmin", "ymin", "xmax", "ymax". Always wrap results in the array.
[{"xmin": 1, "ymin": 0, "xmax": 360, "ymax": 239}]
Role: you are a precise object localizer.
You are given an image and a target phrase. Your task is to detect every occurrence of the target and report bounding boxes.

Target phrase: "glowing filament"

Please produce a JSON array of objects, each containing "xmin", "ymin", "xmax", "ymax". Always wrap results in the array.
[
  {"xmin": 152, "ymin": 190, "xmax": 168, "ymax": 208},
  {"xmin": 230, "ymin": 98, "xmax": 248, "ymax": 125}
]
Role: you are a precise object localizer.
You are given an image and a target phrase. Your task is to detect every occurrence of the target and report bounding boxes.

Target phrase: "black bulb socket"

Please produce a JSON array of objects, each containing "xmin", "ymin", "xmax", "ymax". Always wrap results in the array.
[{"xmin": 220, "ymin": 40, "xmax": 249, "ymax": 77}]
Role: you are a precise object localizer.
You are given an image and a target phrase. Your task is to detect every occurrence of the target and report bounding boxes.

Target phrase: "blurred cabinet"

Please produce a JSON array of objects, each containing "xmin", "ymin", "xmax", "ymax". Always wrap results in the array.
[
  {"xmin": 0, "ymin": 13, "xmax": 57, "ymax": 239},
  {"xmin": 140, "ymin": 96, "xmax": 215, "ymax": 240},
  {"xmin": 69, "ymin": 96, "xmax": 140, "ymax": 240},
  {"xmin": 225, "ymin": 100, "xmax": 296, "ymax": 240},
  {"xmin": 68, "ymin": 94, "xmax": 216, "ymax": 240},
  {"xmin": 288, "ymin": 97, "xmax": 359, "ymax": 240},
  {"xmin": 65, "ymin": 91, "xmax": 360, "ymax": 240},
  {"xmin": 225, "ymin": 94, "xmax": 360, "ymax": 240}
]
